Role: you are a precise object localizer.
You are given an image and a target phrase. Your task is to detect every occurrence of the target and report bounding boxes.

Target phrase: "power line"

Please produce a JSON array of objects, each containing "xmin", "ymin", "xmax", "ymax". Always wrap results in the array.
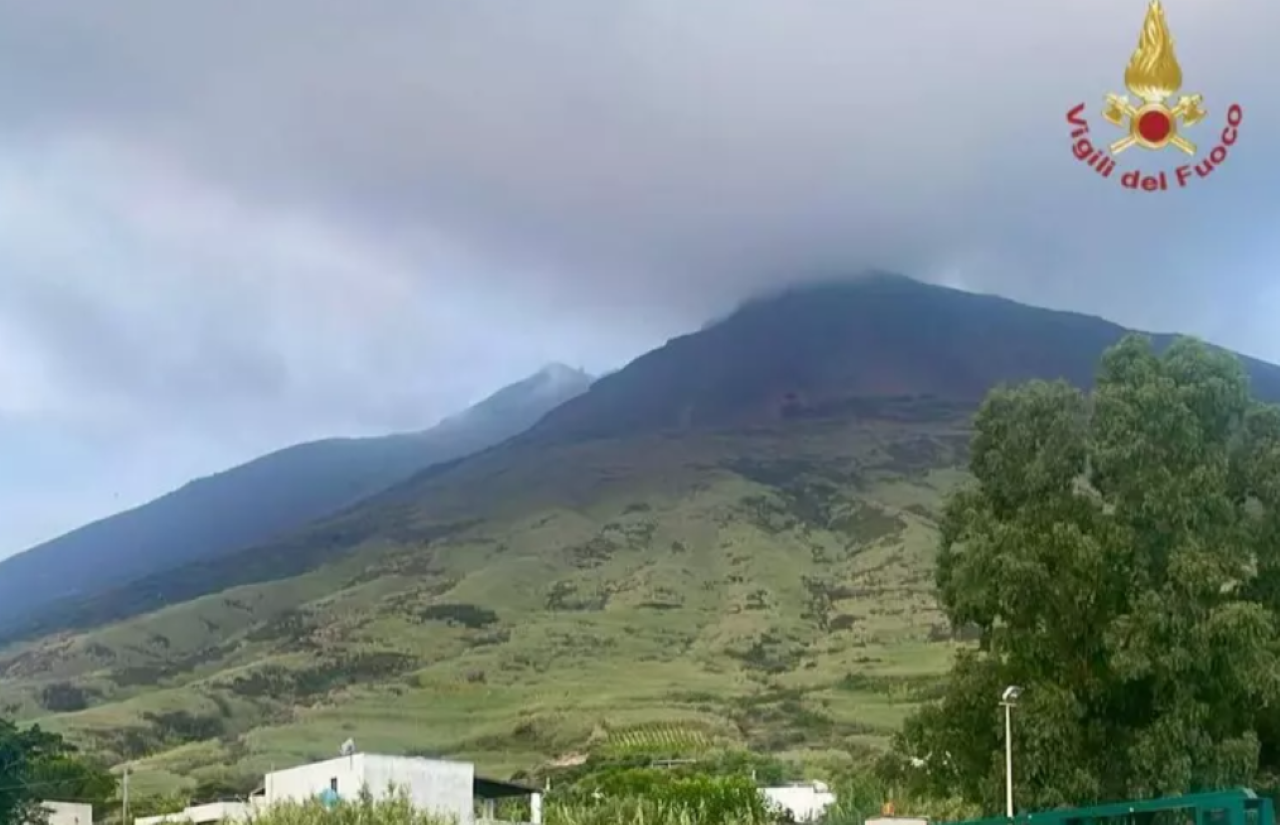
[{"xmin": 0, "ymin": 775, "xmax": 121, "ymax": 799}]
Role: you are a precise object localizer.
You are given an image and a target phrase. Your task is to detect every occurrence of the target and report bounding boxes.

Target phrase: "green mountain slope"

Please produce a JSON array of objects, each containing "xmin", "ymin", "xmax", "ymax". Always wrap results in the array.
[
  {"xmin": 0, "ymin": 415, "xmax": 967, "ymax": 792},
  {"xmin": 0, "ymin": 365, "xmax": 593, "ymax": 638},
  {"xmin": 5, "ymin": 277, "xmax": 1280, "ymax": 794}
]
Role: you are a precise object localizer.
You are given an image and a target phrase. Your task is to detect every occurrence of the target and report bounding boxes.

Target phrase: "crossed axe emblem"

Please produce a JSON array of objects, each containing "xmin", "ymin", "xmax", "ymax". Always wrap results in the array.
[{"xmin": 1103, "ymin": 93, "xmax": 1206, "ymax": 155}]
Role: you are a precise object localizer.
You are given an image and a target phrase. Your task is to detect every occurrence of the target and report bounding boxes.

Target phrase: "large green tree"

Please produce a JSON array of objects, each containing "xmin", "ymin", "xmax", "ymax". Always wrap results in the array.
[
  {"xmin": 883, "ymin": 335, "xmax": 1280, "ymax": 812},
  {"xmin": 0, "ymin": 717, "xmax": 116, "ymax": 825}
]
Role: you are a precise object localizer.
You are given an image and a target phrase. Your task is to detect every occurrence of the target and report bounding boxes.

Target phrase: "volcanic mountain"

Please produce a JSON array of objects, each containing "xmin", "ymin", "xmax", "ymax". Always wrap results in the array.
[{"xmin": 3, "ymin": 275, "xmax": 1278, "ymax": 788}]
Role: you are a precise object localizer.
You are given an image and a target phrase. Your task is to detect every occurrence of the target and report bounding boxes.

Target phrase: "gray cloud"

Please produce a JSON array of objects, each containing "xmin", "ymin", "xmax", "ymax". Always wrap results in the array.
[{"xmin": 0, "ymin": 0, "xmax": 1277, "ymax": 553}]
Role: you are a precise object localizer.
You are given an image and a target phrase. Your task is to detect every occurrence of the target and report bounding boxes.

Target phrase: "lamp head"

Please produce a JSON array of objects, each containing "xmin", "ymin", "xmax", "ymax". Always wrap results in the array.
[{"xmin": 1001, "ymin": 685, "xmax": 1022, "ymax": 703}]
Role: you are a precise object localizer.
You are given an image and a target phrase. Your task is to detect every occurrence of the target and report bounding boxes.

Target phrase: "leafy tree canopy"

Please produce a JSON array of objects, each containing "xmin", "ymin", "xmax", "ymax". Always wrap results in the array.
[
  {"xmin": 882, "ymin": 335, "xmax": 1280, "ymax": 812},
  {"xmin": 0, "ymin": 717, "xmax": 117, "ymax": 825}
]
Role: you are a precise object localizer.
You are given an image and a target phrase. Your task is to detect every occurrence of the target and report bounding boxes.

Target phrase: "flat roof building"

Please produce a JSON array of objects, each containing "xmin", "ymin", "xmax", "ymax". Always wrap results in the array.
[
  {"xmin": 132, "ymin": 754, "xmax": 542, "ymax": 825},
  {"xmin": 35, "ymin": 801, "xmax": 93, "ymax": 825}
]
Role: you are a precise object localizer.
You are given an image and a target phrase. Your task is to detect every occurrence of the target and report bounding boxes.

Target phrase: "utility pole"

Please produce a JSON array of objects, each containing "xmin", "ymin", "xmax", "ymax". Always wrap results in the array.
[
  {"xmin": 122, "ymin": 766, "xmax": 130, "ymax": 825},
  {"xmin": 1000, "ymin": 686, "xmax": 1022, "ymax": 819},
  {"xmin": 1003, "ymin": 700, "xmax": 1013, "ymax": 818}
]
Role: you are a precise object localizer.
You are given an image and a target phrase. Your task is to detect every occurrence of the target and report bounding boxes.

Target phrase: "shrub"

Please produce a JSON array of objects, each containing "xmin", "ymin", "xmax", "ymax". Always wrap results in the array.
[
  {"xmin": 546, "ymin": 796, "xmax": 774, "ymax": 825},
  {"xmin": 246, "ymin": 790, "xmax": 452, "ymax": 825},
  {"xmin": 38, "ymin": 681, "xmax": 96, "ymax": 712},
  {"xmin": 551, "ymin": 772, "xmax": 775, "ymax": 825},
  {"xmin": 242, "ymin": 778, "xmax": 793, "ymax": 825},
  {"xmin": 418, "ymin": 604, "xmax": 498, "ymax": 629}
]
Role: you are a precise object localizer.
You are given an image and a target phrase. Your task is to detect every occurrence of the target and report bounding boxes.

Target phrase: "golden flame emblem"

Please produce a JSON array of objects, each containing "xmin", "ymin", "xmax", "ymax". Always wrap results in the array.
[
  {"xmin": 1124, "ymin": 0, "xmax": 1182, "ymax": 102},
  {"xmin": 1102, "ymin": 0, "xmax": 1205, "ymax": 155}
]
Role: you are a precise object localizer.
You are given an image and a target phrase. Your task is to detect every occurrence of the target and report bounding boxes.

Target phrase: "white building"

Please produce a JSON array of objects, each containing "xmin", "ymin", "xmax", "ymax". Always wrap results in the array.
[
  {"xmin": 132, "ymin": 754, "xmax": 542, "ymax": 825},
  {"xmin": 761, "ymin": 781, "xmax": 837, "ymax": 822},
  {"xmin": 135, "ymin": 801, "xmax": 251, "ymax": 825},
  {"xmin": 268, "ymin": 754, "xmax": 474, "ymax": 824},
  {"xmin": 36, "ymin": 801, "xmax": 93, "ymax": 825}
]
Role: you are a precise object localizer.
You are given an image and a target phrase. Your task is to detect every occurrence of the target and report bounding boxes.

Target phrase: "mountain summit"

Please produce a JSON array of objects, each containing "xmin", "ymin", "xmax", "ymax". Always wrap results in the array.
[
  {"xmin": 0, "ymin": 365, "xmax": 593, "ymax": 634},
  {"xmin": 535, "ymin": 277, "xmax": 1280, "ymax": 439},
  {"xmin": 431, "ymin": 364, "xmax": 591, "ymax": 439}
]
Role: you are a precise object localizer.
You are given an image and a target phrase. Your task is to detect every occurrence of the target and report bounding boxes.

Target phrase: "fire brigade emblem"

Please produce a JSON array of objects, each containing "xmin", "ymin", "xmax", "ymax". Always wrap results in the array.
[{"xmin": 1102, "ymin": 0, "xmax": 1206, "ymax": 155}]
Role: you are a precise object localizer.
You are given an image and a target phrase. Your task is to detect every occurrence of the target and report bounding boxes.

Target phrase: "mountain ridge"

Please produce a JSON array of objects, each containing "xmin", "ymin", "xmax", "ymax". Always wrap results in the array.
[
  {"xmin": 0, "ymin": 364, "xmax": 592, "ymax": 635},
  {"xmin": 530, "ymin": 277, "xmax": 1280, "ymax": 440},
  {"xmin": 7, "ymin": 277, "xmax": 1280, "ymax": 649}
]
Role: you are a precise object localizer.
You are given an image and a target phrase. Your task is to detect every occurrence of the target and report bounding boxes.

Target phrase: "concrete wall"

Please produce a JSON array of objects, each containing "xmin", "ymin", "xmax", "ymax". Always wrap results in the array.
[
  {"xmin": 364, "ymin": 755, "xmax": 473, "ymax": 825},
  {"xmin": 40, "ymin": 801, "xmax": 92, "ymax": 825},
  {"xmin": 266, "ymin": 754, "xmax": 367, "ymax": 805}
]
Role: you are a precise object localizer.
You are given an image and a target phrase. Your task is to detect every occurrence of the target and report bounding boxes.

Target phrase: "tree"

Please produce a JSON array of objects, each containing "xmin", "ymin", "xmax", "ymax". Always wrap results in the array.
[
  {"xmin": 26, "ymin": 751, "xmax": 118, "ymax": 817},
  {"xmin": 0, "ymin": 717, "xmax": 116, "ymax": 825},
  {"xmin": 882, "ymin": 335, "xmax": 1280, "ymax": 812}
]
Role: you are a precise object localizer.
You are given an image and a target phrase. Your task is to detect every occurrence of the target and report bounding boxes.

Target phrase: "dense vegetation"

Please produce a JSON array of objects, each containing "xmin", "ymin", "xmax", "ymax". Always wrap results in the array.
[
  {"xmin": 0, "ymin": 718, "xmax": 116, "ymax": 825},
  {"xmin": 245, "ymin": 783, "xmax": 772, "ymax": 825},
  {"xmin": 124, "ymin": 757, "xmax": 916, "ymax": 825},
  {"xmin": 883, "ymin": 335, "xmax": 1280, "ymax": 810}
]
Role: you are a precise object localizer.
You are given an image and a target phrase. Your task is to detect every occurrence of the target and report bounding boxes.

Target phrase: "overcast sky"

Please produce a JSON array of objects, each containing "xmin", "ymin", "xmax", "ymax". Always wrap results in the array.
[{"xmin": 0, "ymin": 0, "xmax": 1277, "ymax": 558}]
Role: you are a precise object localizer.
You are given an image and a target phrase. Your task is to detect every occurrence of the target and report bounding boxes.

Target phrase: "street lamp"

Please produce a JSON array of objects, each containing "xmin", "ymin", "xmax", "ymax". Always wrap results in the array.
[{"xmin": 1000, "ymin": 686, "xmax": 1022, "ymax": 818}]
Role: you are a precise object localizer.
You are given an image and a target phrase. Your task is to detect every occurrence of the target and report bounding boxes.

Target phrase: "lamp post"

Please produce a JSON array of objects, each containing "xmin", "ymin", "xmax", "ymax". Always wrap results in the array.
[{"xmin": 1000, "ymin": 686, "xmax": 1021, "ymax": 818}]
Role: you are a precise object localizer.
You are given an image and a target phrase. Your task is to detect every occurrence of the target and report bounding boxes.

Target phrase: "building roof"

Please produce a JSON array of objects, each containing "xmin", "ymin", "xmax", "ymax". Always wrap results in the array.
[{"xmin": 473, "ymin": 776, "xmax": 539, "ymax": 799}]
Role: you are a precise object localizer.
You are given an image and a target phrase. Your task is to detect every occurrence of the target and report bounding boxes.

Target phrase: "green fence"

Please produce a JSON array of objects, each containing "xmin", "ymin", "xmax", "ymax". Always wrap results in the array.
[{"xmin": 943, "ymin": 789, "xmax": 1275, "ymax": 825}]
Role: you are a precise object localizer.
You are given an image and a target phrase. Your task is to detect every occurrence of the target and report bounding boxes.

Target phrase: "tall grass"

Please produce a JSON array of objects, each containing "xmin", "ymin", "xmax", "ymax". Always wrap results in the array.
[
  {"xmin": 244, "ymin": 792, "xmax": 449, "ymax": 825},
  {"xmin": 136, "ymin": 770, "xmax": 959, "ymax": 825},
  {"xmin": 548, "ymin": 772, "xmax": 773, "ymax": 824},
  {"xmin": 544, "ymin": 797, "xmax": 770, "ymax": 825},
  {"xmin": 239, "ymin": 780, "xmax": 780, "ymax": 825}
]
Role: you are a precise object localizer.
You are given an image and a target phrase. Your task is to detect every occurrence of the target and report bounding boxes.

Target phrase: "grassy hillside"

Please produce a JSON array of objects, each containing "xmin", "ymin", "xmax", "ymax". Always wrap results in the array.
[
  {"xmin": 0, "ymin": 408, "xmax": 969, "ymax": 794},
  {"xmin": 0, "ymin": 365, "xmax": 593, "ymax": 639},
  {"xmin": 16, "ymin": 278, "xmax": 1280, "ymax": 645}
]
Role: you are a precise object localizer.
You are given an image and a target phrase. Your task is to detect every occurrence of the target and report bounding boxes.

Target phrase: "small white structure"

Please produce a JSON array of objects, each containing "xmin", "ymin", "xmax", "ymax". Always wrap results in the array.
[
  {"xmin": 267, "ymin": 754, "xmax": 474, "ymax": 824},
  {"xmin": 134, "ymin": 801, "xmax": 251, "ymax": 825},
  {"xmin": 37, "ymin": 802, "xmax": 93, "ymax": 825},
  {"xmin": 867, "ymin": 817, "xmax": 929, "ymax": 825},
  {"xmin": 132, "ymin": 753, "xmax": 542, "ymax": 825},
  {"xmin": 761, "ymin": 781, "xmax": 837, "ymax": 822}
]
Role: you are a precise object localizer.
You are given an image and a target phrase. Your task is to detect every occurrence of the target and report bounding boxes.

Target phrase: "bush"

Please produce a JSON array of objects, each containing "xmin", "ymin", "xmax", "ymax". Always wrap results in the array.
[
  {"xmin": 550, "ymin": 773, "xmax": 775, "ymax": 825},
  {"xmin": 418, "ymin": 604, "xmax": 499, "ymax": 629},
  {"xmin": 129, "ymin": 792, "xmax": 193, "ymax": 819},
  {"xmin": 246, "ymin": 791, "xmax": 452, "ymax": 825},
  {"xmin": 545, "ymin": 796, "xmax": 773, "ymax": 825},
  {"xmin": 38, "ymin": 681, "xmax": 97, "ymax": 712},
  {"xmin": 237, "ymin": 777, "xmax": 817, "ymax": 825}
]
